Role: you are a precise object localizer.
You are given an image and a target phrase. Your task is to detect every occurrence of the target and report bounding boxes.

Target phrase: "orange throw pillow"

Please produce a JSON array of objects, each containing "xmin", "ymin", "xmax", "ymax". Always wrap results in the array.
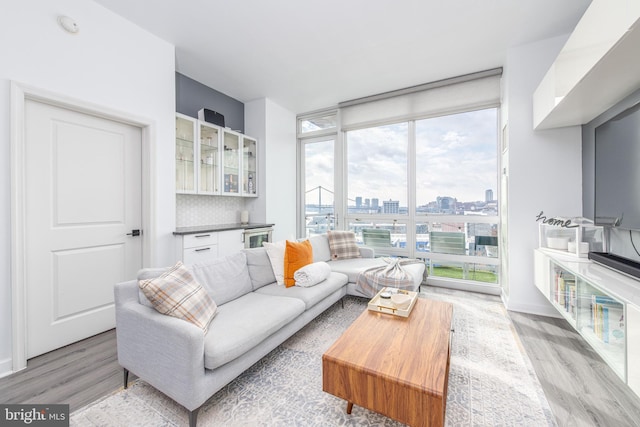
[{"xmin": 284, "ymin": 240, "xmax": 313, "ymax": 288}]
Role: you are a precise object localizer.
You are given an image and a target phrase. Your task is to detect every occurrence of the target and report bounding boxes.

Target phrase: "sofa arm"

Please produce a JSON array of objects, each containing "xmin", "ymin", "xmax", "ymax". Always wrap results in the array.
[
  {"xmin": 114, "ymin": 280, "xmax": 206, "ymax": 409},
  {"xmin": 359, "ymin": 246, "xmax": 375, "ymax": 258}
]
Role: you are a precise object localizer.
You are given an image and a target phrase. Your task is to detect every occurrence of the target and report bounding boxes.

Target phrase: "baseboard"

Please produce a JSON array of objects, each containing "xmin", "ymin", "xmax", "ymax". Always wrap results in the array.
[
  {"xmin": 425, "ymin": 277, "xmax": 502, "ymax": 296},
  {"xmin": 0, "ymin": 358, "xmax": 14, "ymax": 379},
  {"xmin": 505, "ymin": 300, "xmax": 561, "ymax": 318}
]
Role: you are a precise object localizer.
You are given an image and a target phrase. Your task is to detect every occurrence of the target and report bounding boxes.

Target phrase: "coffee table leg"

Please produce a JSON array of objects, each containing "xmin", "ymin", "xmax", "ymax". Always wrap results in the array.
[{"xmin": 346, "ymin": 401, "xmax": 353, "ymax": 414}]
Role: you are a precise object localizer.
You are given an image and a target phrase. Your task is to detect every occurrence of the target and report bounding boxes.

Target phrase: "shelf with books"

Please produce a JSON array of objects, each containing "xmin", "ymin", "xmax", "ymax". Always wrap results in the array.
[
  {"xmin": 534, "ymin": 248, "xmax": 640, "ymax": 396},
  {"xmin": 577, "ymin": 283, "xmax": 625, "ymax": 379},
  {"xmin": 551, "ymin": 265, "xmax": 577, "ymax": 326}
]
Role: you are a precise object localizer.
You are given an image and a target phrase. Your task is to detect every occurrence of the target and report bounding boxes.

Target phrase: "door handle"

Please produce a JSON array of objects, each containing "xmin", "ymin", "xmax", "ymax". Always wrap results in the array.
[{"xmin": 126, "ymin": 229, "xmax": 141, "ymax": 237}]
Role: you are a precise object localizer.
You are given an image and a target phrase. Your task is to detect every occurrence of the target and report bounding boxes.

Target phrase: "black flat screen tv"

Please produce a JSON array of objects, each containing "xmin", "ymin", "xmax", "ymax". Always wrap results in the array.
[{"xmin": 594, "ymin": 101, "xmax": 640, "ymax": 231}]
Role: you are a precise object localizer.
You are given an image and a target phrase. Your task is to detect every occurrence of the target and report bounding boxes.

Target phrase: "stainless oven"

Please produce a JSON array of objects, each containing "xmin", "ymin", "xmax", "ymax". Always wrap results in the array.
[{"xmin": 243, "ymin": 227, "xmax": 273, "ymax": 248}]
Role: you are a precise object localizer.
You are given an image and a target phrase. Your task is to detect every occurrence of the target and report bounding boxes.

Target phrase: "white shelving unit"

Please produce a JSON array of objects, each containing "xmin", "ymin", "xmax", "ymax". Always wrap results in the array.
[
  {"xmin": 534, "ymin": 248, "xmax": 640, "ymax": 397},
  {"xmin": 533, "ymin": 1, "xmax": 640, "ymax": 129}
]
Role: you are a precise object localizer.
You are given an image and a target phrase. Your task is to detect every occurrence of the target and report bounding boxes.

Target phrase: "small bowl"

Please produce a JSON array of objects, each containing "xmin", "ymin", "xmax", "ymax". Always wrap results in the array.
[
  {"xmin": 547, "ymin": 237, "xmax": 569, "ymax": 250},
  {"xmin": 391, "ymin": 294, "xmax": 412, "ymax": 310}
]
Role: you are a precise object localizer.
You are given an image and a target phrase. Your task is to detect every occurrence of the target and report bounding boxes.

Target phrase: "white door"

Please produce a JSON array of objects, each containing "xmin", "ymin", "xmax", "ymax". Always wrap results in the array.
[{"xmin": 24, "ymin": 99, "xmax": 142, "ymax": 358}]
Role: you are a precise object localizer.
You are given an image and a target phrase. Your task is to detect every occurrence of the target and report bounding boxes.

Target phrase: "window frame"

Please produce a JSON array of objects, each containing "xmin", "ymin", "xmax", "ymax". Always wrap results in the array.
[{"xmin": 297, "ymin": 73, "xmax": 502, "ymax": 289}]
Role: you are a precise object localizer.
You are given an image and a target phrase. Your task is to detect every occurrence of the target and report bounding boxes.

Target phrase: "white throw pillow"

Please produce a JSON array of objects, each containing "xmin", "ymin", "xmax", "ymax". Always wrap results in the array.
[{"xmin": 263, "ymin": 240, "xmax": 286, "ymax": 285}]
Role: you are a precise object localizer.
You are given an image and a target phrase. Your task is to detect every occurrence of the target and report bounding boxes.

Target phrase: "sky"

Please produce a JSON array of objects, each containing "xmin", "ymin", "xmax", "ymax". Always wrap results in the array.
[{"xmin": 305, "ymin": 108, "xmax": 498, "ymax": 208}]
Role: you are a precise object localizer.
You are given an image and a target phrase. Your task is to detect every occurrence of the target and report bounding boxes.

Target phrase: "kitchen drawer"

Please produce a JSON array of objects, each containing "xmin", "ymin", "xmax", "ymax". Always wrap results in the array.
[
  {"xmin": 183, "ymin": 245, "xmax": 218, "ymax": 265},
  {"xmin": 183, "ymin": 232, "xmax": 218, "ymax": 248}
]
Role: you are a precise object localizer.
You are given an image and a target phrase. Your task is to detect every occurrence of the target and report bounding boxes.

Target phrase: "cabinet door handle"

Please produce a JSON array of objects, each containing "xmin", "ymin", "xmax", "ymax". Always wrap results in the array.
[
  {"xmin": 195, "ymin": 247, "xmax": 211, "ymax": 252},
  {"xmin": 195, "ymin": 234, "xmax": 211, "ymax": 238}
]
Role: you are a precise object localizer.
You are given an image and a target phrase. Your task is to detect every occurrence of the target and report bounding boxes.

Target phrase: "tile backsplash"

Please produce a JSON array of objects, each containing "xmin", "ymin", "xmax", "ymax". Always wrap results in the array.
[{"xmin": 176, "ymin": 194, "xmax": 246, "ymax": 227}]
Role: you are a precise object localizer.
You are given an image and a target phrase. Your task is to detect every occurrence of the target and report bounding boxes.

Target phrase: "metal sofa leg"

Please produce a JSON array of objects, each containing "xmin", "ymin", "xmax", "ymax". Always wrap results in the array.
[
  {"xmin": 123, "ymin": 368, "xmax": 129, "ymax": 389},
  {"xmin": 189, "ymin": 407, "xmax": 201, "ymax": 427}
]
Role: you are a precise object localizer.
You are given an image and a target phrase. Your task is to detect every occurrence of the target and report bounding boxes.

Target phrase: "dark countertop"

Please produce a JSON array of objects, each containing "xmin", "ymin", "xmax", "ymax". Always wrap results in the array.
[{"xmin": 173, "ymin": 223, "xmax": 274, "ymax": 235}]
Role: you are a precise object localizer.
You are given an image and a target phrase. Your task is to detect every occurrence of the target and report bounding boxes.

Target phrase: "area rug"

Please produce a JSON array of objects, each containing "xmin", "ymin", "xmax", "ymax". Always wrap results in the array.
[{"xmin": 71, "ymin": 288, "xmax": 556, "ymax": 426}]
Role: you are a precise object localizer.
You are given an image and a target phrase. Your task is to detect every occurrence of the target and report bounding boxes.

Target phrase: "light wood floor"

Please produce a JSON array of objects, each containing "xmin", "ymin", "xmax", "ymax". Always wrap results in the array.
[
  {"xmin": 2, "ymin": 302, "xmax": 640, "ymax": 426},
  {"xmin": 510, "ymin": 310, "xmax": 640, "ymax": 427}
]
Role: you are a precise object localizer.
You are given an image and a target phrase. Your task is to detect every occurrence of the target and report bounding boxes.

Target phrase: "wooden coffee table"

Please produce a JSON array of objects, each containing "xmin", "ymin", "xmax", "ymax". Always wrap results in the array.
[{"xmin": 322, "ymin": 297, "xmax": 453, "ymax": 427}]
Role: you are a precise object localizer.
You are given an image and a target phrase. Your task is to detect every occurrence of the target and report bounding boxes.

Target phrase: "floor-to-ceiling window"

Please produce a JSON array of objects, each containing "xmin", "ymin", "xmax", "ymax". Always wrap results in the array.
[
  {"xmin": 298, "ymin": 112, "xmax": 338, "ymax": 237},
  {"xmin": 298, "ymin": 70, "xmax": 502, "ymax": 289},
  {"xmin": 345, "ymin": 123, "xmax": 409, "ymax": 257},
  {"xmin": 415, "ymin": 108, "xmax": 499, "ymax": 285}
]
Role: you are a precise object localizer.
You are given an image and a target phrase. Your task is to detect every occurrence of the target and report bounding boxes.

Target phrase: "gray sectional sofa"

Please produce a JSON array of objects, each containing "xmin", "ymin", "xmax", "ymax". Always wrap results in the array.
[{"xmin": 114, "ymin": 234, "xmax": 425, "ymax": 427}]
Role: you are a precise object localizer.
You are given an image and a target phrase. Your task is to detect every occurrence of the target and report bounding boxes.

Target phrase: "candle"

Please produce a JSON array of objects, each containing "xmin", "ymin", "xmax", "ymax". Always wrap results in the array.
[{"xmin": 241, "ymin": 211, "xmax": 249, "ymax": 224}]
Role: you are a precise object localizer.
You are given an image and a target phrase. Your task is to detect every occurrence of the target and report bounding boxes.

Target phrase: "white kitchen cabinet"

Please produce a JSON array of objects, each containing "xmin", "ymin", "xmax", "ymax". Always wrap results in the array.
[
  {"xmin": 181, "ymin": 232, "xmax": 218, "ymax": 265},
  {"xmin": 176, "ymin": 113, "xmax": 258, "ymax": 197},
  {"xmin": 178, "ymin": 229, "xmax": 245, "ymax": 264},
  {"xmin": 533, "ymin": 1, "xmax": 640, "ymax": 129},
  {"xmin": 242, "ymin": 136, "xmax": 258, "ymax": 197},
  {"xmin": 222, "ymin": 130, "xmax": 241, "ymax": 195},
  {"xmin": 221, "ymin": 129, "xmax": 258, "ymax": 197},
  {"xmin": 198, "ymin": 121, "xmax": 221, "ymax": 194},
  {"xmin": 176, "ymin": 114, "xmax": 197, "ymax": 194},
  {"xmin": 217, "ymin": 229, "xmax": 244, "ymax": 258}
]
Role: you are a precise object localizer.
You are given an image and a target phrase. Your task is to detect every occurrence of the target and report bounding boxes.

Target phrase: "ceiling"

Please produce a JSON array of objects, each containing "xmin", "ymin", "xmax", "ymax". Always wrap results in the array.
[{"xmin": 94, "ymin": 0, "xmax": 592, "ymax": 114}]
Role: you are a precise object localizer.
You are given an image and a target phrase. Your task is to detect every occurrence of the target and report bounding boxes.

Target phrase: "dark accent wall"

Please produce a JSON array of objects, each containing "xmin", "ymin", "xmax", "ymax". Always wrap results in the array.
[{"xmin": 176, "ymin": 72, "xmax": 244, "ymax": 133}]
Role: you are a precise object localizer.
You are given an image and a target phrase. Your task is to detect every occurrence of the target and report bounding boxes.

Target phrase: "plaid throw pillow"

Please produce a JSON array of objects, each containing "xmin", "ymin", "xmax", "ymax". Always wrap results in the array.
[
  {"xmin": 327, "ymin": 230, "xmax": 361, "ymax": 260},
  {"xmin": 138, "ymin": 261, "xmax": 217, "ymax": 332}
]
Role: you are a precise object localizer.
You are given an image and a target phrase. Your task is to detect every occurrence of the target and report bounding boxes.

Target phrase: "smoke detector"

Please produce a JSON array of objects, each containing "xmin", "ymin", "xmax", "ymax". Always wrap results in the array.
[{"xmin": 57, "ymin": 16, "xmax": 79, "ymax": 34}]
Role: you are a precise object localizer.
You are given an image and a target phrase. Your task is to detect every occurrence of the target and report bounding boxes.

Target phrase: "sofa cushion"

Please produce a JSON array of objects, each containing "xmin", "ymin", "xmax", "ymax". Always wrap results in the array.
[
  {"xmin": 330, "ymin": 258, "xmax": 425, "ymax": 290},
  {"xmin": 189, "ymin": 252, "xmax": 253, "ymax": 306},
  {"xmin": 284, "ymin": 240, "xmax": 313, "ymax": 287},
  {"xmin": 138, "ymin": 261, "xmax": 217, "ymax": 332},
  {"xmin": 255, "ymin": 272, "xmax": 348, "ymax": 310},
  {"xmin": 308, "ymin": 235, "xmax": 332, "ymax": 262},
  {"xmin": 327, "ymin": 230, "xmax": 361, "ymax": 260},
  {"xmin": 243, "ymin": 247, "xmax": 276, "ymax": 290},
  {"xmin": 329, "ymin": 257, "xmax": 388, "ymax": 283},
  {"xmin": 263, "ymin": 240, "xmax": 286, "ymax": 285},
  {"xmin": 204, "ymin": 292, "xmax": 305, "ymax": 370}
]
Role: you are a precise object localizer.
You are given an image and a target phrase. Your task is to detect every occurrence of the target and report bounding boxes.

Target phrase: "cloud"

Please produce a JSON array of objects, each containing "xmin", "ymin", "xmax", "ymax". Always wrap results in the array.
[{"xmin": 304, "ymin": 108, "xmax": 498, "ymax": 209}]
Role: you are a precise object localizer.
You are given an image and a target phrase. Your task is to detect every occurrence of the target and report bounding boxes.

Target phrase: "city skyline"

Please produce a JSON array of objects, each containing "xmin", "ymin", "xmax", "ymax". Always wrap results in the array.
[
  {"xmin": 305, "ymin": 108, "xmax": 498, "ymax": 210},
  {"xmin": 305, "ymin": 187, "xmax": 498, "ymax": 214}
]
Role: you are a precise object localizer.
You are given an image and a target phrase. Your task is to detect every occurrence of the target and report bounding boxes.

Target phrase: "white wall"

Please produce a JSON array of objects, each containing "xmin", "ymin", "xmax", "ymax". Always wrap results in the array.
[
  {"xmin": 245, "ymin": 98, "xmax": 297, "ymax": 241},
  {"xmin": 0, "ymin": 0, "xmax": 176, "ymax": 376},
  {"xmin": 503, "ymin": 34, "xmax": 583, "ymax": 315}
]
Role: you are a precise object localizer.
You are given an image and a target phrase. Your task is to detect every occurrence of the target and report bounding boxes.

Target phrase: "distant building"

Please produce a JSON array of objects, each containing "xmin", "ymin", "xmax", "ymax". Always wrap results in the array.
[
  {"xmin": 365, "ymin": 198, "xmax": 370, "ymax": 207},
  {"xmin": 485, "ymin": 189, "xmax": 493, "ymax": 202},
  {"xmin": 372, "ymin": 198, "xmax": 379, "ymax": 210},
  {"xmin": 356, "ymin": 196, "xmax": 362, "ymax": 208},
  {"xmin": 437, "ymin": 196, "xmax": 457, "ymax": 214},
  {"xmin": 383, "ymin": 199, "xmax": 400, "ymax": 214}
]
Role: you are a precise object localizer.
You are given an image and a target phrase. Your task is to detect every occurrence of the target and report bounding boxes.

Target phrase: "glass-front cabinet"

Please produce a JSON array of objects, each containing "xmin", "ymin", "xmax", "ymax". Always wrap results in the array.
[
  {"xmin": 242, "ymin": 136, "xmax": 258, "ymax": 197},
  {"xmin": 534, "ymin": 249, "xmax": 632, "ymax": 383},
  {"xmin": 222, "ymin": 130, "xmax": 240, "ymax": 195},
  {"xmin": 176, "ymin": 114, "xmax": 197, "ymax": 193},
  {"xmin": 175, "ymin": 113, "xmax": 258, "ymax": 197},
  {"xmin": 199, "ymin": 122, "xmax": 220, "ymax": 194}
]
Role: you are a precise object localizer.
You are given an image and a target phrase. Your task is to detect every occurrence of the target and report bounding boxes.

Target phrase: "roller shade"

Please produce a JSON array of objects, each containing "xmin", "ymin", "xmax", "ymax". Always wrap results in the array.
[{"xmin": 339, "ymin": 68, "xmax": 502, "ymax": 129}]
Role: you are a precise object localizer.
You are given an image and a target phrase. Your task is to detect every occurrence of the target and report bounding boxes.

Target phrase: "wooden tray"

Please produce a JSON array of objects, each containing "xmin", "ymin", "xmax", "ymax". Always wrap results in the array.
[{"xmin": 367, "ymin": 287, "xmax": 419, "ymax": 317}]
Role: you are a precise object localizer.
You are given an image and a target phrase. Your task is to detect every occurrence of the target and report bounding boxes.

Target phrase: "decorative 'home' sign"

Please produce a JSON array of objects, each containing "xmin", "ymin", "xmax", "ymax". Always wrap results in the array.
[{"xmin": 535, "ymin": 211, "xmax": 579, "ymax": 228}]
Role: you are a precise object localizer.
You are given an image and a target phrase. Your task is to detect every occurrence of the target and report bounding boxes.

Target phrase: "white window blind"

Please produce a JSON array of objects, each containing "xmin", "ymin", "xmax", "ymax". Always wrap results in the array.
[{"xmin": 339, "ymin": 68, "xmax": 502, "ymax": 129}]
